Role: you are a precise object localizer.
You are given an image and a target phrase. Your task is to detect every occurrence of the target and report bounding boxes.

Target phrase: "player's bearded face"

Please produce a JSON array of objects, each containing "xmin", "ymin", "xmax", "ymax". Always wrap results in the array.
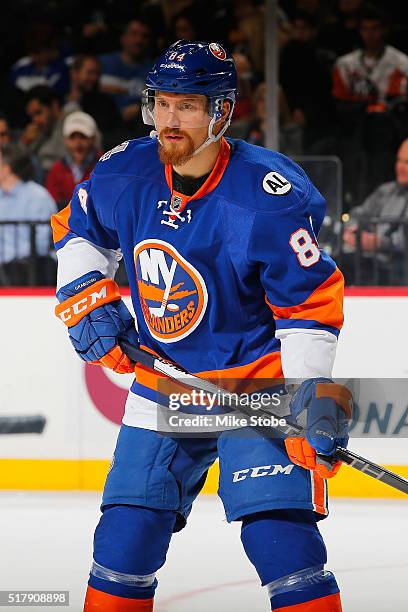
[{"xmin": 158, "ymin": 127, "xmax": 197, "ymax": 165}]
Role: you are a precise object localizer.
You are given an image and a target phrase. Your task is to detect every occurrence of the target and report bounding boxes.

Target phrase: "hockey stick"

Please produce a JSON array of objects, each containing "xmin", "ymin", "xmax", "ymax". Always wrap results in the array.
[
  {"xmin": 0, "ymin": 415, "xmax": 46, "ymax": 434},
  {"xmin": 120, "ymin": 340, "xmax": 408, "ymax": 495}
]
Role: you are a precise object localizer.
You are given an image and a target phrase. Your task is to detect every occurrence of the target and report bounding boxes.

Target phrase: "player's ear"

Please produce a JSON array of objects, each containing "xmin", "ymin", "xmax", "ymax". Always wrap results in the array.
[{"xmin": 221, "ymin": 100, "xmax": 231, "ymax": 122}]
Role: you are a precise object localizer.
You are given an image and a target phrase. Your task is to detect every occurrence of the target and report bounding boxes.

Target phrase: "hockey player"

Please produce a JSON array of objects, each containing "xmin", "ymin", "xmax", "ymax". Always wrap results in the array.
[{"xmin": 52, "ymin": 41, "xmax": 351, "ymax": 611}]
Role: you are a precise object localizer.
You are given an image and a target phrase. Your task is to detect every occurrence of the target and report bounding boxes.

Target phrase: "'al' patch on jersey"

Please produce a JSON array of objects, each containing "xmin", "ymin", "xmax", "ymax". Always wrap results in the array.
[
  {"xmin": 262, "ymin": 171, "xmax": 292, "ymax": 195},
  {"xmin": 134, "ymin": 239, "xmax": 208, "ymax": 343}
]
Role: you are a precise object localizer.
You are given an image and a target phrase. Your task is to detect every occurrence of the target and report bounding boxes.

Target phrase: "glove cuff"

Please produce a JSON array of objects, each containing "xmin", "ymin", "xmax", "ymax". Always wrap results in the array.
[
  {"xmin": 55, "ymin": 278, "xmax": 121, "ymax": 327},
  {"xmin": 315, "ymin": 383, "xmax": 353, "ymax": 419}
]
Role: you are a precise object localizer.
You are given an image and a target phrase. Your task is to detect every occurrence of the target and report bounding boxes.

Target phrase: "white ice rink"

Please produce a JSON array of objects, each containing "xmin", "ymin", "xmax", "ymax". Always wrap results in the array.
[{"xmin": 0, "ymin": 492, "xmax": 406, "ymax": 612}]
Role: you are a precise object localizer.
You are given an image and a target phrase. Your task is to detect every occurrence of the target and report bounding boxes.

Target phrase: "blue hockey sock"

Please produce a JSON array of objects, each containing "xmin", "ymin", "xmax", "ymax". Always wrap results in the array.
[
  {"xmin": 241, "ymin": 509, "xmax": 340, "ymax": 609},
  {"xmin": 88, "ymin": 505, "xmax": 177, "ymax": 599}
]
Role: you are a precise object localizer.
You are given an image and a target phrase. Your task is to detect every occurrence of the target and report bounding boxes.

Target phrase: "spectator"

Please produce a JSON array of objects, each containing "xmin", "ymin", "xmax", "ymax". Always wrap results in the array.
[
  {"xmin": 276, "ymin": 7, "xmax": 294, "ymax": 52},
  {"xmin": 231, "ymin": 52, "xmax": 255, "ymax": 121},
  {"xmin": 170, "ymin": 8, "xmax": 199, "ymax": 42},
  {"xmin": 73, "ymin": 9, "xmax": 111, "ymax": 56},
  {"xmin": 0, "ymin": 114, "xmax": 11, "ymax": 146},
  {"xmin": 332, "ymin": 8, "xmax": 408, "ymax": 107},
  {"xmin": 0, "ymin": 143, "xmax": 57, "ymax": 285},
  {"xmin": 342, "ymin": 138, "xmax": 408, "ymax": 284},
  {"xmin": 228, "ymin": 0, "xmax": 265, "ymax": 74},
  {"xmin": 10, "ymin": 24, "xmax": 71, "ymax": 97},
  {"xmin": 65, "ymin": 55, "xmax": 123, "ymax": 148},
  {"xmin": 282, "ymin": 0, "xmax": 334, "ymax": 25},
  {"xmin": 160, "ymin": 0, "xmax": 196, "ymax": 32},
  {"xmin": 245, "ymin": 82, "xmax": 303, "ymax": 156},
  {"xmin": 332, "ymin": 7, "xmax": 408, "ymax": 206},
  {"xmin": 319, "ymin": 0, "xmax": 364, "ymax": 56},
  {"xmin": 280, "ymin": 12, "xmax": 336, "ymax": 153},
  {"xmin": 99, "ymin": 19, "xmax": 152, "ymax": 125},
  {"xmin": 46, "ymin": 111, "xmax": 101, "ymax": 211},
  {"xmin": 0, "ymin": 81, "xmax": 26, "ymax": 131},
  {"xmin": 21, "ymin": 86, "xmax": 66, "ymax": 179}
]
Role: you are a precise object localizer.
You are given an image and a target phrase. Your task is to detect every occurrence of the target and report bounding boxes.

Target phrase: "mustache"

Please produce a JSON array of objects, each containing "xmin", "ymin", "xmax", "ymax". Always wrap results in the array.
[{"xmin": 160, "ymin": 128, "xmax": 190, "ymax": 138}]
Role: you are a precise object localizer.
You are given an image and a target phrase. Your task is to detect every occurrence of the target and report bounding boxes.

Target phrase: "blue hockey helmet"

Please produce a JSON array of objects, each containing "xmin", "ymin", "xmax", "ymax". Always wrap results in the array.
[
  {"xmin": 142, "ymin": 40, "xmax": 237, "ymax": 152},
  {"xmin": 146, "ymin": 40, "xmax": 236, "ymax": 97}
]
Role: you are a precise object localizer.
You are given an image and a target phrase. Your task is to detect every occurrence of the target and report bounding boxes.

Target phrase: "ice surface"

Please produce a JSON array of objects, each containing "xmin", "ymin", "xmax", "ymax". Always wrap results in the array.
[{"xmin": 0, "ymin": 493, "xmax": 406, "ymax": 611}]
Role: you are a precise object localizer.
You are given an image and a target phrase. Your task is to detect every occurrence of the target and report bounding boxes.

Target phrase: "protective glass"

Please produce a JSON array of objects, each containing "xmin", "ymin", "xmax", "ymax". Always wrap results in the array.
[{"xmin": 142, "ymin": 89, "xmax": 214, "ymax": 128}]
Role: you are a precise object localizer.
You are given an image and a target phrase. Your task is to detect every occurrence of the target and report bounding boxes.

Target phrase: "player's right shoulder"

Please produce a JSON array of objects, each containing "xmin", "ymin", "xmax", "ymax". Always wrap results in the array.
[{"xmin": 93, "ymin": 136, "xmax": 159, "ymax": 179}]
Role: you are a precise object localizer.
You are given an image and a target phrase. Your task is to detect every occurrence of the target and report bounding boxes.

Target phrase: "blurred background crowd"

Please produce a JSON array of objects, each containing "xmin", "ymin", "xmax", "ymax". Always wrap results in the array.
[{"xmin": 1, "ymin": 0, "xmax": 408, "ymax": 286}]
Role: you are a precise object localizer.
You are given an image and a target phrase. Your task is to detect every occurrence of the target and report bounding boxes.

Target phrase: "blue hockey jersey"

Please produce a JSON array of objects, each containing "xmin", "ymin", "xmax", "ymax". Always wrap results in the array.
[{"xmin": 52, "ymin": 137, "xmax": 344, "ymax": 429}]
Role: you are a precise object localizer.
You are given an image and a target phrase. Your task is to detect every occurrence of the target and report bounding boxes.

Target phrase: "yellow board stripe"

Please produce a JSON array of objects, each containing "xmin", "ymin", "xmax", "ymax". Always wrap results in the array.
[{"xmin": 0, "ymin": 459, "xmax": 407, "ymax": 499}]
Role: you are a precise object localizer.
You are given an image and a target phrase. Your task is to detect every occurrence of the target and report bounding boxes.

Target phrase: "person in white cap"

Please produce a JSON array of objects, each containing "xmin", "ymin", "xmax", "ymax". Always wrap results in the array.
[{"xmin": 46, "ymin": 111, "xmax": 102, "ymax": 210}]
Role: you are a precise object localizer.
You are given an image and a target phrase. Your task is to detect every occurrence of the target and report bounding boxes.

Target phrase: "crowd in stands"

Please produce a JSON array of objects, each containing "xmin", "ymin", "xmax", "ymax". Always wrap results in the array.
[{"xmin": 1, "ymin": 0, "xmax": 408, "ymax": 285}]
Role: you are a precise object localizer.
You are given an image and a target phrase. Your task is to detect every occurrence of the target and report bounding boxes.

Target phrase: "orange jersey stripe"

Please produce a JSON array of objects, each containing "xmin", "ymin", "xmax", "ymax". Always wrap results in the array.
[
  {"xmin": 136, "ymin": 364, "xmax": 210, "ymax": 400},
  {"xmin": 197, "ymin": 351, "xmax": 283, "ymax": 380},
  {"xmin": 267, "ymin": 268, "xmax": 344, "ymax": 331},
  {"xmin": 136, "ymin": 343, "xmax": 170, "ymax": 391},
  {"xmin": 84, "ymin": 586, "xmax": 153, "ymax": 611},
  {"xmin": 136, "ymin": 363, "xmax": 166, "ymax": 391},
  {"xmin": 135, "ymin": 351, "xmax": 283, "ymax": 397},
  {"xmin": 164, "ymin": 137, "xmax": 231, "ymax": 211},
  {"xmin": 274, "ymin": 592, "xmax": 342, "ymax": 612},
  {"xmin": 197, "ymin": 352, "xmax": 283, "ymax": 394},
  {"xmin": 51, "ymin": 201, "xmax": 72, "ymax": 244}
]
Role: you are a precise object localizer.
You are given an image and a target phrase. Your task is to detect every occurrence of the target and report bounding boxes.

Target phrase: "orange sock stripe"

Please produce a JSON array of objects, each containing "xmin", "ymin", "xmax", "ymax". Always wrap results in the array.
[
  {"xmin": 273, "ymin": 591, "xmax": 342, "ymax": 612},
  {"xmin": 84, "ymin": 586, "xmax": 153, "ymax": 611}
]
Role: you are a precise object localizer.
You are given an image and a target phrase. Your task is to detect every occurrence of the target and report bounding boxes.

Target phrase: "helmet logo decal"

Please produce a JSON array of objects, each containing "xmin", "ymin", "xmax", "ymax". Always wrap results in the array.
[
  {"xmin": 209, "ymin": 43, "xmax": 227, "ymax": 60},
  {"xmin": 134, "ymin": 239, "xmax": 207, "ymax": 343}
]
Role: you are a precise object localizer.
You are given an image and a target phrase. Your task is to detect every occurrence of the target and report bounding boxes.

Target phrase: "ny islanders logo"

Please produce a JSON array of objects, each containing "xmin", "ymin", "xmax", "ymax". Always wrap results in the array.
[
  {"xmin": 209, "ymin": 43, "xmax": 227, "ymax": 60},
  {"xmin": 134, "ymin": 239, "xmax": 208, "ymax": 343}
]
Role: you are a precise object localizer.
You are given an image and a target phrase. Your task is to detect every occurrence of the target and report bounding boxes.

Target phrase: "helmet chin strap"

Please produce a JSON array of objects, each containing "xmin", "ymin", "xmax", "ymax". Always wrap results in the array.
[
  {"xmin": 191, "ymin": 115, "xmax": 231, "ymax": 156},
  {"xmin": 150, "ymin": 129, "xmax": 161, "ymax": 143}
]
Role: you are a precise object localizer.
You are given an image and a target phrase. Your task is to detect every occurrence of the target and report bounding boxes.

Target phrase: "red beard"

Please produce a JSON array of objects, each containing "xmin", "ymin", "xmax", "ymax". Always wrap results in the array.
[{"xmin": 158, "ymin": 128, "xmax": 196, "ymax": 165}]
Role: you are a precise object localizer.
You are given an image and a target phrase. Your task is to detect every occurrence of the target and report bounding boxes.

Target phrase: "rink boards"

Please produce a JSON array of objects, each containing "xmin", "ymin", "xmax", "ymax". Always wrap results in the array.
[{"xmin": 0, "ymin": 288, "xmax": 407, "ymax": 499}]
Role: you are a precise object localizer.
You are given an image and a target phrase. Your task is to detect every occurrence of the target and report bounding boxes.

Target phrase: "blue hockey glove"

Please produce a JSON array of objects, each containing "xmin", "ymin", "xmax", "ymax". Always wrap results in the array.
[
  {"xmin": 285, "ymin": 378, "xmax": 353, "ymax": 478},
  {"xmin": 55, "ymin": 271, "xmax": 139, "ymax": 373}
]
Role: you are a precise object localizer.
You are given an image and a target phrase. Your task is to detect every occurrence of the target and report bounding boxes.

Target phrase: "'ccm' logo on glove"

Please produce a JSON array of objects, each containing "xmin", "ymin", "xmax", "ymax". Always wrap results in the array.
[{"xmin": 55, "ymin": 279, "xmax": 121, "ymax": 327}]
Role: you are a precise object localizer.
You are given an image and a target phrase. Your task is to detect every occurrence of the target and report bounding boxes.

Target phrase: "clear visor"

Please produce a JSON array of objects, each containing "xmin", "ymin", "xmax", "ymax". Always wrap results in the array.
[{"xmin": 142, "ymin": 89, "xmax": 219, "ymax": 129}]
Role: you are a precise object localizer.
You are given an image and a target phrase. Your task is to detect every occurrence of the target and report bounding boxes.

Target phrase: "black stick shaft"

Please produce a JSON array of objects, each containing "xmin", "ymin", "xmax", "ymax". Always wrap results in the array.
[{"xmin": 120, "ymin": 341, "xmax": 408, "ymax": 495}]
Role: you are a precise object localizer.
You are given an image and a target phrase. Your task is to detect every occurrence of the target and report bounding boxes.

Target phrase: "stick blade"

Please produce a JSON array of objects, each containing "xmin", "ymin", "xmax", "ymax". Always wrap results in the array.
[{"xmin": 0, "ymin": 415, "xmax": 46, "ymax": 435}]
